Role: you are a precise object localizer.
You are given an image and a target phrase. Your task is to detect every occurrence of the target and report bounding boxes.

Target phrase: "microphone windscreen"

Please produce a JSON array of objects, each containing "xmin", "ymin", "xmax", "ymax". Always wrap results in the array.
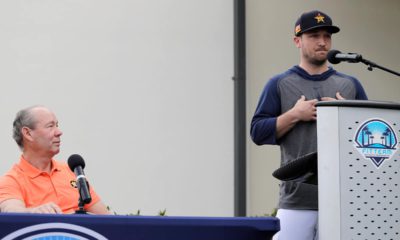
[
  {"xmin": 327, "ymin": 49, "xmax": 342, "ymax": 64},
  {"xmin": 68, "ymin": 154, "xmax": 86, "ymax": 171}
]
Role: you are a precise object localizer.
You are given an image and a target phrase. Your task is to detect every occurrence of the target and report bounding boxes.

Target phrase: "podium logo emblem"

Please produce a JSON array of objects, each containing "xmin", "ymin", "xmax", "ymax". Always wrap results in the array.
[
  {"xmin": 2, "ymin": 222, "xmax": 108, "ymax": 240},
  {"xmin": 354, "ymin": 119, "xmax": 398, "ymax": 168}
]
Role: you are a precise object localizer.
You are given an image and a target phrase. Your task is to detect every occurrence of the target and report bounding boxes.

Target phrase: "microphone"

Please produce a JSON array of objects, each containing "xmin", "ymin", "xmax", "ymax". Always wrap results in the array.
[
  {"xmin": 68, "ymin": 154, "xmax": 92, "ymax": 205},
  {"xmin": 327, "ymin": 50, "xmax": 363, "ymax": 64}
]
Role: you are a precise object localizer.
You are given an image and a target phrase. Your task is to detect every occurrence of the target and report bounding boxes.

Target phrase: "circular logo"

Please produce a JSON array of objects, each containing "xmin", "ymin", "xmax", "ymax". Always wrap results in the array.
[
  {"xmin": 354, "ymin": 118, "xmax": 398, "ymax": 168},
  {"xmin": 2, "ymin": 222, "xmax": 108, "ymax": 240}
]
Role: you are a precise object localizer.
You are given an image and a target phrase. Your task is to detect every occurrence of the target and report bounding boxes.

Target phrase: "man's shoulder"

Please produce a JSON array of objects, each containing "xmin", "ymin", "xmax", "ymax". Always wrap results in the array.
[
  {"xmin": 264, "ymin": 68, "xmax": 297, "ymax": 90},
  {"xmin": 270, "ymin": 67, "xmax": 297, "ymax": 81},
  {"xmin": 2, "ymin": 163, "xmax": 23, "ymax": 177},
  {"xmin": 0, "ymin": 165, "xmax": 23, "ymax": 184}
]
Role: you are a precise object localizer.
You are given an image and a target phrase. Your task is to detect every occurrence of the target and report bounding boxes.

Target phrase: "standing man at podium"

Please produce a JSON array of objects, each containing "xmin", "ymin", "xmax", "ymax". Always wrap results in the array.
[
  {"xmin": 0, "ymin": 105, "xmax": 110, "ymax": 214},
  {"xmin": 250, "ymin": 10, "xmax": 368, "ymax": 240}
]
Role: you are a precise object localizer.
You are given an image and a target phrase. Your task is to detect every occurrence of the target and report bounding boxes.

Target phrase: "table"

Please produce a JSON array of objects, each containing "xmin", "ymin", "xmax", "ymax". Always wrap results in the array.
[{"xmin": 0, "ymin": 213, "xmax": 279, "ymax": 240}]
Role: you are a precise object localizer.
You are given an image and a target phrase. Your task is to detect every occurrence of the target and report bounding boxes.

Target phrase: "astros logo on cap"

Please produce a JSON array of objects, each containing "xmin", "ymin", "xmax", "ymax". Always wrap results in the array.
[{"xmin": 314, "ymin": 13, "xmax": 325, "ymax": 23}]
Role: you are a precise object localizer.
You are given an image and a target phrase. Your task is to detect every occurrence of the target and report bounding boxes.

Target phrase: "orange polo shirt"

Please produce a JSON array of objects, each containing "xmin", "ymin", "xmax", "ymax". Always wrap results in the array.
[{"xmin": 0, "ymin": 156, "xmax": 101, "ymax": 213}]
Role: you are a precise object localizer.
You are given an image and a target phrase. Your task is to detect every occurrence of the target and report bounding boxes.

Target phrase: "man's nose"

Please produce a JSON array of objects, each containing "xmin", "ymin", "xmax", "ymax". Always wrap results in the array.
[
  {"xmin": 55, "ymin": 128, "xmax": 63, "ymax": 136},
  {"xmin": 317, "ymin": 37, "xmax": 326, "ymax": 46}
]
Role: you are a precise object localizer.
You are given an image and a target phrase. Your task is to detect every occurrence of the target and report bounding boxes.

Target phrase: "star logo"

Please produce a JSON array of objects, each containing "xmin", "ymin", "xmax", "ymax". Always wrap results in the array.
[{"xmin": 314, "ymin": 13, "xmax": 325, "ymax": 23}]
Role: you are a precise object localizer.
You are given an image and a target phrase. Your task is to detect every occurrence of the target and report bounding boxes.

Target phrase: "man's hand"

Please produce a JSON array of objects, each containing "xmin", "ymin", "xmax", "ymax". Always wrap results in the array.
[
  {"xmin": 28, "ymin": 202, "xmax": 62, "ymax": 214},
  {"xmin": 321, "ymin": 92, "xmax": 345, "ymax": 101},
  {"xmin": 291, "ymin": 95, "xmax": 318, "ymax": 121},
  {"xmin": 276, "ymin": 95, "xmax": 317, "ymax": 139},
  {"xmin": 0, "ymin": 199, "xmax": 62, "ymax": 214}
]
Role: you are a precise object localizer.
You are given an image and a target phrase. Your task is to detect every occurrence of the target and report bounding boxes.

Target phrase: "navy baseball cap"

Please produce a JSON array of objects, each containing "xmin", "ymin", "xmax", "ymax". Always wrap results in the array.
[{"xmin": 294, "ymin": 10, "xmax": 340, "ymax": 36}]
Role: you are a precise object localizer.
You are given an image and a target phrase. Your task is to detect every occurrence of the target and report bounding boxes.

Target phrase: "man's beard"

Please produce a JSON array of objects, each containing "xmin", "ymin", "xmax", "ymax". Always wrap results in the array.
[
  {"xmin": 304, "ymin": 52, "xmax": 327, "ymax": 66},
  {"xmin": 309, "ymin": 58, "xmax": 326, "ymax": 66}
]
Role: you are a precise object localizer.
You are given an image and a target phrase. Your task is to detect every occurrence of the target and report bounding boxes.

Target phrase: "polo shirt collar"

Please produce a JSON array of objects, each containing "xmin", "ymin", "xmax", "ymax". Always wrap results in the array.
[{"xmin": 19, "ymin": 155, "xmax": 61, "ymax": 178}]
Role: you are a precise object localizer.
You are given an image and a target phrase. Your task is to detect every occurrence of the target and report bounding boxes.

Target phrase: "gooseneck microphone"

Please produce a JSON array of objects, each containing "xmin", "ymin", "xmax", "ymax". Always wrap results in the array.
[
  {"xmin": 68, "ymin": 154, "xmax": 92, "ymax": 206},
  {"xmin": 327, "ymin": 49, "xmax": 400, "ymax": 77},
  {"xmin": 327, "ymin": 50, "xmax": 363, "ymax": 64}
]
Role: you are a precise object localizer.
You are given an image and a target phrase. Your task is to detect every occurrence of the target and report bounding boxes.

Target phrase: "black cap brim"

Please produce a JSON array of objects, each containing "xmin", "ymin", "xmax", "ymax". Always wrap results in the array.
[{"xmin": 296, "ymin": 25, "xmax": 340, "ymax": 36}]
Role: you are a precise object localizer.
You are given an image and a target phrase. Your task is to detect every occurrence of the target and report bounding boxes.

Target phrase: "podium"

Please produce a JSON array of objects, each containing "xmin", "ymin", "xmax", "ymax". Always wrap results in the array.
[
  {"xmin": 0, "ymin": 213, "xmax": 279, "ymax": 240},
  {"xmin": 316, "ymin": 100, "xmax": 400, "ymax": 239}
]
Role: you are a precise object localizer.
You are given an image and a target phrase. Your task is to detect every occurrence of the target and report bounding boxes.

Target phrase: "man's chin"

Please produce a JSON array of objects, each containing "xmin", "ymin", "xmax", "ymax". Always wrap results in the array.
[
  {"xmin": 311, "ymin": 59, "xmax": 327, "ymax": 66},
  {"xmin": 51, "ymin": 149, "xmax": 60, "ymax": 156}
]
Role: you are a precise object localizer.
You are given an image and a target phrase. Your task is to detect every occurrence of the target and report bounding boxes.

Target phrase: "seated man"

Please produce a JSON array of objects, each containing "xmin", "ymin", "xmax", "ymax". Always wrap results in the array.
[{"xmin": 0, "ymin": 105, "xmax": 110, "ymax": 214}]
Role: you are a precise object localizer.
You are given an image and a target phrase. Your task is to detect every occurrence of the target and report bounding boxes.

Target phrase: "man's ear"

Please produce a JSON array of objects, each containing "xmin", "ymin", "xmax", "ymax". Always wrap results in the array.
[
  {"xmin": 21, "ymin": 127, "xmax": 34, "ymax": 142},
  {"xmin": 293, "ymin": 36, "xmax": 301, "ymax": 48}
]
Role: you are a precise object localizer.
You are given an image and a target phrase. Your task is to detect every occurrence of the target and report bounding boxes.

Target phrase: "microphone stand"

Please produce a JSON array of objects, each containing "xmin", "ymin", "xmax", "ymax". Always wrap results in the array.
[
  {"xmin": 360, "ymin": 58, "xmax": 400, "ymax": 77},
  {"xmin": 75, "ymin": 196, "xmax": 88, "ymax": 214}
]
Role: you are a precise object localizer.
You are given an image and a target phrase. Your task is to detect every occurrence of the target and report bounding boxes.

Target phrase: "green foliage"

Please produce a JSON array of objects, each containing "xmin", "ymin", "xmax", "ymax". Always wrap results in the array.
[
  {"xmin": 158, "ymin": 209, "xmax": 167, "ymax": 216},
  {"xmin": 250, "ymin": 208, "xmax": 277, "ymax": 217},
  {"xmin": 127, "ymin": 209, "xmax": 141, "ymax": 216},
  {"xmin": 270, "ymin": 208, "xmax": 277, "ymax": 217},
  {"xmin": 107, "ymin": 205, "xmax": 118, "ymax": 215},
  {"xmin": 107, "ymin": 206, "xmax": 167, "ymax": 216}
]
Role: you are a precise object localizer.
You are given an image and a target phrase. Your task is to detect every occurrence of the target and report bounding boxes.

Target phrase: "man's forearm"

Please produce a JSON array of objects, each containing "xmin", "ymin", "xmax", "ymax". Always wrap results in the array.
[{"xmin": 276, "ymin": 109, "xmax": 300, "ymax": 139}]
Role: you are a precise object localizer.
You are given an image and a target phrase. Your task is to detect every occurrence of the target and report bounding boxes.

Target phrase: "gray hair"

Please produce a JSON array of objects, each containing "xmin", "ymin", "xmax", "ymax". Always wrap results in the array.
[{"xmin": 12, "ymin": 105, "xmax": 42, "ymax": 149}]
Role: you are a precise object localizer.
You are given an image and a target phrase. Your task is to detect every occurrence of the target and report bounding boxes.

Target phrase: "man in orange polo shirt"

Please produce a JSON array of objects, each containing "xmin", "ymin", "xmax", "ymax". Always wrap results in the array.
[{"xmin": 0, "ymin": 105, "xmax": 110, "ymax": 214}]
